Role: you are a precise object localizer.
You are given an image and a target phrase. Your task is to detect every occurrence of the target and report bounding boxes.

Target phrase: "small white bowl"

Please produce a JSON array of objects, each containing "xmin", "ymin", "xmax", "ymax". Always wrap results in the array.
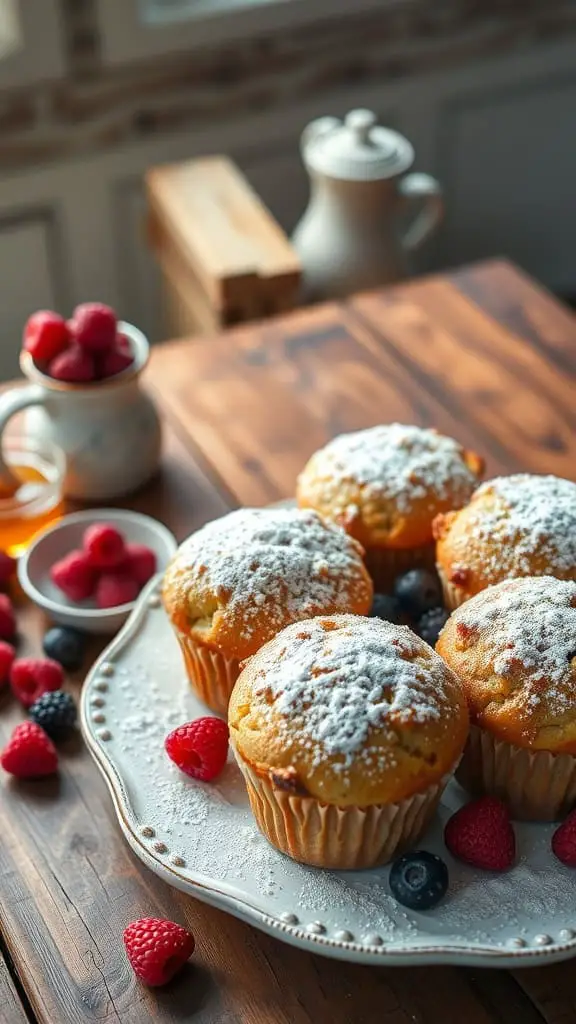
[{"xmin": 18, "ymin": 508, "xmax": 177, "ymax": 635}]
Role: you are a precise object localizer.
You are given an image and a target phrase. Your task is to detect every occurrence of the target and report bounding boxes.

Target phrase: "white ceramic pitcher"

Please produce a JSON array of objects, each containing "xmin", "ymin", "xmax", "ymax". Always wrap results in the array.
[
  {"xmin": 0, "ymin": 323, "xmax": 162, "ymax": 501},
  {"xmin": 292, "ymin": 109, "xmax": 443, "ymax": 301}
]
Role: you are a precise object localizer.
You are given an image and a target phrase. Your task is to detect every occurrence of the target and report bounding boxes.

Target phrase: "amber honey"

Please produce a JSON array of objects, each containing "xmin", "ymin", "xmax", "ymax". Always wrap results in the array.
[{"xmin": 0, "ymin": 441, "xmax": 66, "ymax": 556}]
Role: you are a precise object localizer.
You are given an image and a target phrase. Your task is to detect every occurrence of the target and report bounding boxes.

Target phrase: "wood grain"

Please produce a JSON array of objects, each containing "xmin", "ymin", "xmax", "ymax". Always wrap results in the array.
[{"xmin": 0, "ymin": 949, "xmax": 28, "ymax": 1023}]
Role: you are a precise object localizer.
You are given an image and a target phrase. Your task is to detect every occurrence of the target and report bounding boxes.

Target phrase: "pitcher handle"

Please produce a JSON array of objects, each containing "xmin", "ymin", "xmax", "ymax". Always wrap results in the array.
[
  {"xmin": 0, "ymin": 385, "xmax": 47, "ymax": 496},
  {"xmin": 398, "ymin": 172, "xmax": 444, "ymax": 251}
]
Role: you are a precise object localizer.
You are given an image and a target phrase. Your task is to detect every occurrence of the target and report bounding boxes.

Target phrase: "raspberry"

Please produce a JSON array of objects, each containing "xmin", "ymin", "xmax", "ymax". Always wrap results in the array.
[
  {"xmin": 71, "ymin": 302, "xmax": 116, "ymax": 353},
  {"xmin": 50, "ymin": 550, "xmax": 96, "ymax": 602},
  {"xmin": 0, "ymin": 641, "xmax": 16, "ymax": 685},
  {"xmin": 23, "ymin": 310, "xmax": 70, "ymax": 363},
  {"xmin": 83, "ymin": 523, "xmax": 126, "ymax": 569},
  {"xmin": 96, "ymin": 572, "xmax": 139, "ymax": 609},
  {"xmin": 116, "ymin": 333, "xmax": 132, "ymax": 356},
  {"xmin": 444, "ymin": 796, "xmax": 516, "ymax": 871},
  {"xmin": 0, "ymin": 594, "xmax": 16, "ymax": 639},
  {"xmin": 10, "ymin": 657, "xmax": 64, "ymax": 709},
  {"xmin": 125, "ymin": 543, "xmax": 157, "ymax": 586},
  {"xmin": 124, "ymin": 917, "xmax": 195, "ymax": 987},
  {"xmin": 97, "ymin": 340, "xmax": 134, "ymax": 379},
  {"xmin": 1, "ymin": 721, "xmax": 58, "ymax": 778},
  {"xmin": 0, "ymin": 550, "xmax": 17, "ymax": 588},
  {"xmin": 165, "ymin": 717, "xmax": 229, "ymax": 781},
  {"xmin": 29, "ymin": 690, "xmax": 77, "ymax": 741},
  {"xmin": 48, "ymin": 344, "xmax": 95, "ymax": 383},
  {"xmin": 552, "ymin": 810, "xmax": 576, "ymax": 867}
]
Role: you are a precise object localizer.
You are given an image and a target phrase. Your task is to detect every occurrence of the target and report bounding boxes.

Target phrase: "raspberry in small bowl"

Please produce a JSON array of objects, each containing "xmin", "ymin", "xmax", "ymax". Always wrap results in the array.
[{"xmin": 18, "ymin": 508, "xmax": 177, "ymax": 634}]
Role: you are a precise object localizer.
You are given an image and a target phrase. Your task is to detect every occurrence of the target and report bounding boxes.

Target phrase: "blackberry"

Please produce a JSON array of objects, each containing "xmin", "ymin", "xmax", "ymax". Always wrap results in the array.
[{"xmin": 29, "ymin": 690, "xmax": 77, "ymax": 741}]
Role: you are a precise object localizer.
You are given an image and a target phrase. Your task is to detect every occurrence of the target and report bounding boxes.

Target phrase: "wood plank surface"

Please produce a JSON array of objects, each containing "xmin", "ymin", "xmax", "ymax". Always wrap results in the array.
[
  {"xmin": 0, "ymin": 949, "xmax": 29, "ymax": 1023},
  {"xmin": 1, "ymin": 259, "xmax": 575, "ymax": 1024}
]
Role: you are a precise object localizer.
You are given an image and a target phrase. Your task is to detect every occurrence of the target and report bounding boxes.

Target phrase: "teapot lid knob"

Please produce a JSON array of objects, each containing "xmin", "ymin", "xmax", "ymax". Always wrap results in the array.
[{"xmin": 345, "ymin": 109, "xmax": 377, "ymax": 145}]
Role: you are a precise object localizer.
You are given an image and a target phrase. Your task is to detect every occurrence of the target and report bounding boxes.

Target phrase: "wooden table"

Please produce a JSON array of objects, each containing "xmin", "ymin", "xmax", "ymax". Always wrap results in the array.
[{"xmin": 1, "ymin": 259, "xmax": 575, "ymax": 1024}]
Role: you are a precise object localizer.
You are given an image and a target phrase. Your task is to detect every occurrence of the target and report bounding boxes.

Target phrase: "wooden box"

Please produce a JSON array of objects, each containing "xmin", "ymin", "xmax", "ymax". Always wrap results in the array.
[{"xmin": 146, "ymin": 156, "xmax": 301, "ymax": 337}]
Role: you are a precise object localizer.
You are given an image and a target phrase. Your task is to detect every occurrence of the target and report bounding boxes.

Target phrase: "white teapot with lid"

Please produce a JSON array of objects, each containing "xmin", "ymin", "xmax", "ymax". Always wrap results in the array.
[{"xmin": 292, "ymin": 109, "xmax": 443, "ymax": 301}]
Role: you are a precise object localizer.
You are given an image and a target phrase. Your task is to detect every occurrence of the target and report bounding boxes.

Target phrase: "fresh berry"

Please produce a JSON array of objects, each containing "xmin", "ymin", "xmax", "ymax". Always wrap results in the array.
[
  {"xmin": 50, "ymin": 550, "xmax": 96, "ymax": 602},
  {"xmin": 95, "ymin": 572, "xmax": 139, "ymax": 609},
  {"xmin": 97, "ymin": 340, "xmax": 134, "ymax": 379},
  {"xmin": 48, "ymin": 344, "xmax": 95, "ymax": 383},
  {"xmin": 393, "ymin": 569, "xmax": 443, "ymax": 619},
  {"xmin": 0, "ymin": 550, "xmax": 17, "ymax": 587},
  {"xmin": 417, "ymin": 607, "xmax": 450, "ymax": 647},
  {"xmin": 552, "ymin": 810, "xmax": 576, "ymax": 867},
  {"xmin": 71, "ymin": 302, "xmax": 117, "ymax": 353},
  {"xmin": 389, "ymin": 850, "xmax": 449, "ymax": 910},
  {"xmin": 369, "ymin": 593, "xmax": 404, "ymax": 625},
  {"xmin": 43, "ymin": 626, "xmax": 87, "ymax": 671},
  {"xmin": 0, "ymin": 641, "xmax": 16, "ymax": 686},
  {"xmin": 445, "ymin": 796, "xmax": 516, "ymax": 871},
  {"xmin": 29, "ymin": 690, "xmax": 77, "ymax": 741},
  {"xmin": 84, "ymin": 523, "xmax": 126, "ymax": 569},
  {"xmin": 10, "ymin": 657, "xmax": 64, "ymax": 709},
  {"xmin": 0, "ymin": 594, "xmax": 16, "ymax": 639},
  {"xmin": 1, "ymin": 721, "xmax": 58, "ymax": 778},
  {"xmin": 125, "ymin": 543, "xmax": 157, "ymax": 587},
  {"xmin": 165, "ymin": 717, "xmax": 229, "ymax": 781},
  {"xmin": 23, "ymin": 310, "xmax": 70, "ymax": 363},
  {"xmin": 123, "ymin": 917, "xmax": 195, "ymax": 987},
  {"xmin": 116, "ymin": 333, "xmax": 132, "ymax": 356}
]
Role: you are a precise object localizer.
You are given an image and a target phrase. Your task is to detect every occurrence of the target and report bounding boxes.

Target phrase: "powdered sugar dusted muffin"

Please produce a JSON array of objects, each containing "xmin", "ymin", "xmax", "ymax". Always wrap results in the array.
[
  {"xmin": 434, "ymin": 474, "xmax": 576, "ymax": 609},
  {"xmin": 296, "ymin": 423, "xmax": 483, "ymax": 588},
  {"xmin": 229, "ymin": 614, "xmax": 468, "ymax": 868},
  {"xmin": 437, "ymin": 576, "xmax": 576, "ymax": 820},
  {"xmin": 162, "ymin": 507, "xmax": 372, "ymax": 714}
]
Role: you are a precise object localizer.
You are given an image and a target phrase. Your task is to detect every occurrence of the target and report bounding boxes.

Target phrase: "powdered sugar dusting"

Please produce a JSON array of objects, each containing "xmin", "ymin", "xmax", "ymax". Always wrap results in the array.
[{"xmin": 303, "ymin": 424, "xmax": 477, "ymax": 513}]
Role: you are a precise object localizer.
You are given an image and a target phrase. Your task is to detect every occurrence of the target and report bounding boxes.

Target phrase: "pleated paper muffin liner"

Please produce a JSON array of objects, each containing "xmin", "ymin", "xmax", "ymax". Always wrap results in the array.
[
  {"xmin": 365, "ymin": 542, "xmax": 436, "ymax": 592},
  {"xmin": 175, "ymin": 632, "xmax": 240, "ymax": 716},
  {"xmin": 436, "ymin": 565, "xmax": 468, "ymax": 610},
  {"xmin": 233, "ymin": 748, "xmax": 449, "ymax": 869},
  {"xmin": 457, "ymin": 725, "xmax": 576, "ymax": 821}
]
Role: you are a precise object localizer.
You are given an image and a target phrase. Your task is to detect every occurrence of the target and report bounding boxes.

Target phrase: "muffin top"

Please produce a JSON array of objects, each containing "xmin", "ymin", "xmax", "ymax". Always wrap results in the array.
[
  {"xmin": 229, "ymin": 614, "xmax": 468, "ymax": 806},
  {"xmin": 434, "ymin": 474, "xmax": 576, "ymax": 596},
  {"xmin": 296, "ymin": 423, "xmax": 483, "ymax": 549},
  {"xmin": 437, "ymin": 576, "xmax": 576, "ymax": 753},
  {"xmin": 162, "ymin": 507, "xmax": 372, "ymax": 660}
]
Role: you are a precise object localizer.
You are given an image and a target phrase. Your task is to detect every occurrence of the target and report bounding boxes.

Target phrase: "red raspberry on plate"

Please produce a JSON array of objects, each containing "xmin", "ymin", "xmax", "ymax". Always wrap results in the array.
[
  {"xmin": 51, "ymin": 550, "xmax": 96, "ymax": 602},
  {"xmin": 71, "ymin": 302, "xmax": 117, "ymax": 353},
  {"xmin": 23, "ymin": 310, "xmax": 70, "ymax": 363},
  {"xmin": 97, "ymin": 340, "xmax": 134, "ymax": 379},
  {"xmin": 123, "ymin": 917, "xmax": 195, "ymax": 987},
  {"xmin": 84, "ymin": 523, "xmax": 126, "ymax": 569},
  {"xmin": 10, "ymin": 657, "xmax": 64, "ymax": 708},
  {"xmin": 1, "ymin": 721, "xmax": 58, "ymax": 778},
  {"xmin": 48, "ymin": 344, "xmax": 95, "ymax": 383},
  {"xmin": 552, "ymin": 810, "xmax": 576, "ymax": 867},
  {"xmin": 0, "ymin": 594, "xmax": 16, "ymax": 639},
  {"xmin": 444, "ymin": 796, "xmax": 516, "ymax": 871},
  {"xmin": 165, "ymin": 717, "xmax": 229, "ymax": 781},
  {"xmin": 126, "ymin": 543, "xmax": 157, "ymax": 586},
  {"xmin": 0, "ymin": 641, "xmax": 16, "ymax": 686},
  {"xmin": 96, "ymin": 572, "xmax": 139, "ymax": 609},
  {"xmin": 0, "ymin": 550, "xmax": 17, "ymax": 588}
]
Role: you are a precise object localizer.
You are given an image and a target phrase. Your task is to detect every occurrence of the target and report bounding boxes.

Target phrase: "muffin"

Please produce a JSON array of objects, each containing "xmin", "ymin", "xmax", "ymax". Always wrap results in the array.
[
  {"xmin": 162, "ymin": 507, "xmax": 372, "ymax": 714},
  {"xmin": 229, "ymin": 614, "xmax": 469, "ymax": 868},
  {"xmin": 296, "ymin": 423, "xmax": 483, "ymax": 589},
  {"xmin": 434, "ymin": 474, "xmax": 576, "ymax": 609},
  {"xmin": 437, "ymin": 576, "xmax": 576, "ymax": 820}
]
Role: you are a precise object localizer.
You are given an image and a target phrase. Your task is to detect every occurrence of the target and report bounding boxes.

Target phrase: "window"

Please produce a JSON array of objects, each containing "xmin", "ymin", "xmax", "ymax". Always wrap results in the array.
[{"xmin": 0, "ymin": 0, "xmax": 64, "ymax": 88}]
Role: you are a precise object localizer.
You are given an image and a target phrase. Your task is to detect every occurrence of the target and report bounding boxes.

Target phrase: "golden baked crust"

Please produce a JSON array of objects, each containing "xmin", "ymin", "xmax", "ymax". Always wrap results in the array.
[
  {"xmin": 437, "ymin": 576, "xmax": 576, "ymax": 754},
  {"xmin": 296, "ymin": 423, "xmax": 483, "ymax": 550},
  {"xmin": 162, "ymin": 507, "xmax": 372, "ymax": 661},
  {"xmin": 434, "ymin": 474, "xmax": 576, "ymax": 599},
  {"xmin": 229, "ymin": 614, "xmax": 469, "ymax": 807}
]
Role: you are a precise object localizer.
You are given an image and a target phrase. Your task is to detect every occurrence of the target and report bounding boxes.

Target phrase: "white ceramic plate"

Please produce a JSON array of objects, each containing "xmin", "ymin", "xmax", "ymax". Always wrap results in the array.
[{"xmin": 81, "ymin": 578, "xmax": 576, "ymax": 967}]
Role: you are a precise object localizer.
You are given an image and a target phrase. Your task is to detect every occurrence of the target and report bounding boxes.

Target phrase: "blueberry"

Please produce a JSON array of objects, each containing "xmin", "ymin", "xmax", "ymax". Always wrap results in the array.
[
  {"xmin": 389, "ymin": 850, "xmax": 448, "ymax": 910},
  {"xmin": 43, "ymin": 626, "xmax": 87, "ymax": 671},
  {"xmin": 369, "ymin": 593, "xmax": 404, "ymax": 625},
  {"xmin": 417, "ymin": 607, "xmax": 450, "ymax": 647},
  {"xmin": 29, "ymin": 690, "xmax": 77, "ymax": 741},
  {"xmin": 393, "ymin": 569, "xmax": 442, "ymax": 620}
]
